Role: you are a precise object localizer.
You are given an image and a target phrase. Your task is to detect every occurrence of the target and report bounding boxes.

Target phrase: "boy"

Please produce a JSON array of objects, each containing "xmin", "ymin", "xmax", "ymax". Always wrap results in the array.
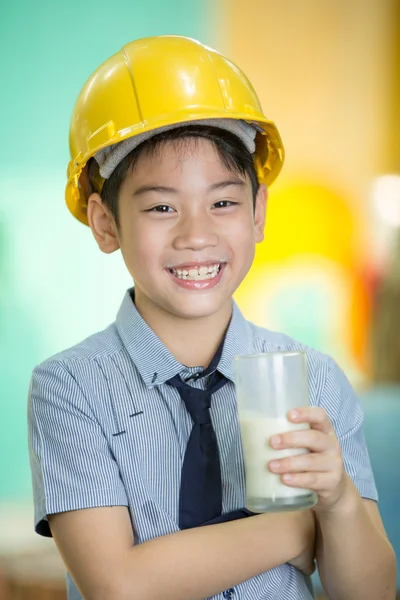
[{"xmin": 28, "ymin": 36, "xmax": 395, "ymax": 600}]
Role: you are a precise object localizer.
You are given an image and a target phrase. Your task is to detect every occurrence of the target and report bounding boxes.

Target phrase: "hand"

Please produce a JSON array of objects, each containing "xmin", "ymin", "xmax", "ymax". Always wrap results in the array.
[{"xmin": 268, "ymin": 407, "xmax": 350, "ymax": 513}]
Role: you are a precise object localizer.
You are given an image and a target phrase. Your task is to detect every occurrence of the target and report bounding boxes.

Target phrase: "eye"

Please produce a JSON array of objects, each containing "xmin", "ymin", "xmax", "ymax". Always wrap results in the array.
[
  {"xmin": 212, "ymin": 200, "xmax": 238, "ymax": 209},
  {"xmin": 147, "ymin": 205, "xmax": 175, "ymax": 213}
]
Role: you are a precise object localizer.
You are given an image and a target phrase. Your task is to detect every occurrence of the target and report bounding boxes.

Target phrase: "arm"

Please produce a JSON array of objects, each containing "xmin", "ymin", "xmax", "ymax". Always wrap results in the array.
[
  {"xmin": 29, "ymin": 360, "xmax": 315, "ymax": 600},
  {"xmin": 49, "ymin": 504, "xmax": 315, "ymax": 600},
  {"xmin": 267, "ymin": 358, "xmax": 396, "ymax": 600},
  {"xmin": 315, "ymin": 479, "xmax": 396, "ymax": 600},
  {"xmin": 269, "ymin": 415, "xmax": 396, "ymax": 600}
]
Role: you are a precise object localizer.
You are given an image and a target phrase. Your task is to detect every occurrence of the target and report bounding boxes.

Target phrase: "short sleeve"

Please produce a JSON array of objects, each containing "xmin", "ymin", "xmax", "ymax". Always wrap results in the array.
[
  {"xmin": 28, "ymin": 360, "xmax": 129, "ymax": 537},
  {"xmin": 319, "ymin": 357, "xmax": 378, "ymax": 502}
]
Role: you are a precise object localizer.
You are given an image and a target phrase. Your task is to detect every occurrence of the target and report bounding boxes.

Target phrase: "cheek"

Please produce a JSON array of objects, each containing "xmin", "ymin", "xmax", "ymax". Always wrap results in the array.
[
  {"xmin": 226, "ymin": 213, "xmax": 256, "ymax": 250},
  {"xmin": 228, "ymin": 217, "xmax": 257, "ymax": 274},
  {"xmin": 120, "ymin": 225, "xmax": 164, "ymax": 273}
]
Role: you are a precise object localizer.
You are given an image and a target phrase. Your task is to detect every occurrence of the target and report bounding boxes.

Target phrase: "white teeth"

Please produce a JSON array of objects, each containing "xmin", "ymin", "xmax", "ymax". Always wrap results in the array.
[{"xmin": 171, "ymin": 263, "xmax": 221, "ymax": 280}]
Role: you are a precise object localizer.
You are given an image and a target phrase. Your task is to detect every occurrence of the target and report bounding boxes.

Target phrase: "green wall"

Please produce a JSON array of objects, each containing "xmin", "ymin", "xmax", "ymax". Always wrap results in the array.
[{"xmin": 0, "ymin": 0, "xmax": 215, "ymax": 501}]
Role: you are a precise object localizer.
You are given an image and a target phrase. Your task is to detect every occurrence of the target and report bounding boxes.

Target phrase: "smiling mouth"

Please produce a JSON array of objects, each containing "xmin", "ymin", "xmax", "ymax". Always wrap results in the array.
[{"xmin": 168, "ymin": 263, "xmax": 223, "ymax": 281}]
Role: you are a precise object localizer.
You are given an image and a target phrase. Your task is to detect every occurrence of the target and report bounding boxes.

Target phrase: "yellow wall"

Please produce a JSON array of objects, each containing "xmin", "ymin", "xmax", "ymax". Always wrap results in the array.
[
  {"xmin": 222, "ymin": 0, "xmax": 399, "ymax": 200},
  {"xmin": 221, "ymin": 0, "xmax": 400, "ymax": 383}
]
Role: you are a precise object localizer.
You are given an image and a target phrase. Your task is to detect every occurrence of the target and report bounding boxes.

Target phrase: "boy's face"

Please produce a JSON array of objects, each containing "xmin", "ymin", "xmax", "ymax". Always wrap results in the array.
[{"xmin": 89, "ymin": 138, "xmax": 266, "ymax": 322}]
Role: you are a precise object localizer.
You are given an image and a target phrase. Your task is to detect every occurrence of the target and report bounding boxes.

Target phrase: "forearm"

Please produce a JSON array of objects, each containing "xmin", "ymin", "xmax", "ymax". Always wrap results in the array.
[
  {"xmin": 118, "ymin": 512, "xmax": 306, "ymax": 600},
  {"xmin": 315, "ymin": 479, "xmax": 396, "ymax": 600}
]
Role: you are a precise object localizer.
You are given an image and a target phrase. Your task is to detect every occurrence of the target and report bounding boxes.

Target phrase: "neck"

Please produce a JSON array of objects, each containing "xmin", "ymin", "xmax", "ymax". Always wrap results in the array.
[{"xmin": 134, "ymin": 292, "xmax": 233, "ymax": 368}]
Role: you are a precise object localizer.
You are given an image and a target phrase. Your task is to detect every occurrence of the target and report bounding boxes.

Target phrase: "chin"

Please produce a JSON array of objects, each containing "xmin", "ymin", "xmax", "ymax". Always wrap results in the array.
[{"xmin": 165, "ymin": 295, "xmax": 231, "ymax": 321}]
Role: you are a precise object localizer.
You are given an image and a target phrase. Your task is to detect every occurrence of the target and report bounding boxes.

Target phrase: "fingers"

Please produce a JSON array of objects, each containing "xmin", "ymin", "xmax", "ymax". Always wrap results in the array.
[
  {"xmin": 268, "ymin": 452, "xmax": 345, "ymax": 494},
  {"xmin": 270, "ymin": 428, "xmax": 340, "ymax": 453},
  {"xmin": 269, "ymin": 407, "xmax": 338, "ymax": 453},
  {"xmin": 265, "ymin": 407, "xmax": 348, "ymax": 508},
  {"xmin": 287, "ymin": 407, "xmax": 334, "ymax": 435},
  {"xmin": 268, "ymin": 452, "xmax": 343, "ymax": 475},
  {"xmin": 277, "ymin": 471, "xmax": 342, "ymax": 492}
]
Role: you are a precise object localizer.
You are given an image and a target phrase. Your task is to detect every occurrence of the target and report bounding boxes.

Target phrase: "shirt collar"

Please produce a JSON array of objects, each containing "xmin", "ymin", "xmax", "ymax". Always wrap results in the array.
[
  {"xmin": 218, "ymin": 300, "xmax": 253, "ymax": 381},
  {"xmin": 116, "ymin": 288, "xmax": 254, "ymax": 387}
]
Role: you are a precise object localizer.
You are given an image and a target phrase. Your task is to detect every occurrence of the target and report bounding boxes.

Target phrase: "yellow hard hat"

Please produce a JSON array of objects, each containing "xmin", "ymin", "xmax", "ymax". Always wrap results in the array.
[{"xmin": 66, "ymin": 35, "xmax": 284, "ymax": 226}]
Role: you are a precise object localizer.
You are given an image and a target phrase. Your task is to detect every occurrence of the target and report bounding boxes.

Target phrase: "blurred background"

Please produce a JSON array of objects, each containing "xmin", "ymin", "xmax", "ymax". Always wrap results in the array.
[{"xmin": 1, "ymin": 0, "xmax": 399, "ymax": 597}]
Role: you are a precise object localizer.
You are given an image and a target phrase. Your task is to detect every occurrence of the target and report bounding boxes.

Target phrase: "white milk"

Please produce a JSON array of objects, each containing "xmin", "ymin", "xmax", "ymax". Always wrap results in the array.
[{"xmin": 239, "ymin": 413, "xmax": 311, "ymax": 499}]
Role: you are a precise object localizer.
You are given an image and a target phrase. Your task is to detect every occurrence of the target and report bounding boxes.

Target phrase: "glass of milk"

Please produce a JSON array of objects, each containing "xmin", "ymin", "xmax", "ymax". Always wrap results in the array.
[{"xmin": 234, "ymin": 352, "xmax": 318, "ymax": 512}]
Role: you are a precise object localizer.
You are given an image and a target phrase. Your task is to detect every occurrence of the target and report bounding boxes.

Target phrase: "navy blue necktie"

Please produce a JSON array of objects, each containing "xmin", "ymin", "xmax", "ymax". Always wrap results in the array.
[
  {"xmin": 167, "ymin": 367, "xmax": 227, "ymax": 529},
  {"xmin": 167, "ymin": 346, "xmax": 255, "ymax": 530}
]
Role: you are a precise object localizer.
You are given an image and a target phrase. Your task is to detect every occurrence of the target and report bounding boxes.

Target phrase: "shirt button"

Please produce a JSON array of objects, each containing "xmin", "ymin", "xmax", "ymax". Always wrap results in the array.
[{"xmin": 223, "ymin": 589, "xmax": 235, "ymax": 599}]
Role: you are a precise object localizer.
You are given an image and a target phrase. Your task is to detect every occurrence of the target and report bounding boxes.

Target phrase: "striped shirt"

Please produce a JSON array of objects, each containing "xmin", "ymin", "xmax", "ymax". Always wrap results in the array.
[{"xmin": 28, "ymin": 289, "xmax": 378, "ymax": 600}]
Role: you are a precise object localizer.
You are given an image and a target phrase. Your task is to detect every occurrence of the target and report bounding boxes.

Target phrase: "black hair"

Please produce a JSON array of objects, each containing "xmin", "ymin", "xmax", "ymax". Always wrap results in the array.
[{"xmin": 88, "ymin": 125, "xmax": 260, "ymax": 228}]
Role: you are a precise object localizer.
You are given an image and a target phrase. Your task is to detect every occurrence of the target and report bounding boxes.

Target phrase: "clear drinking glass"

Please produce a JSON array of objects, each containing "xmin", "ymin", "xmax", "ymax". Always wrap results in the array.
[{"xmin": 234, "ymin": 352, "xmax": 318, "ymax": 512}]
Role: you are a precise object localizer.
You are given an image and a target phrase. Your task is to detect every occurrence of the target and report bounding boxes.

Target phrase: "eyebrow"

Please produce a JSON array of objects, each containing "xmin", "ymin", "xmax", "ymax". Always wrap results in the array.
[{"xmin": 132, "ymin": 179, "xmax": 246, "ymax": 197}]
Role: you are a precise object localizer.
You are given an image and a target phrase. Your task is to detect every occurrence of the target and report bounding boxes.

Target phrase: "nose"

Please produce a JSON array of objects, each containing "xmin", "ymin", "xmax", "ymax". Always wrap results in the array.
[{"xmin": 172, "ymin": 211, "xmax": 219, "ymax": 251}]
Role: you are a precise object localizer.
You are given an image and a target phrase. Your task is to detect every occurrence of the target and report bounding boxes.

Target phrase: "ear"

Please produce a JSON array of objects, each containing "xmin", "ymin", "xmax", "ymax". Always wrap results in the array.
[
  {"xmin": 254, "ymin": 184, "xmax": 267, "ymax": 243},
  {"xmin": 87, "ymin": 193, "xmax": 120, "ymax": 254}
]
